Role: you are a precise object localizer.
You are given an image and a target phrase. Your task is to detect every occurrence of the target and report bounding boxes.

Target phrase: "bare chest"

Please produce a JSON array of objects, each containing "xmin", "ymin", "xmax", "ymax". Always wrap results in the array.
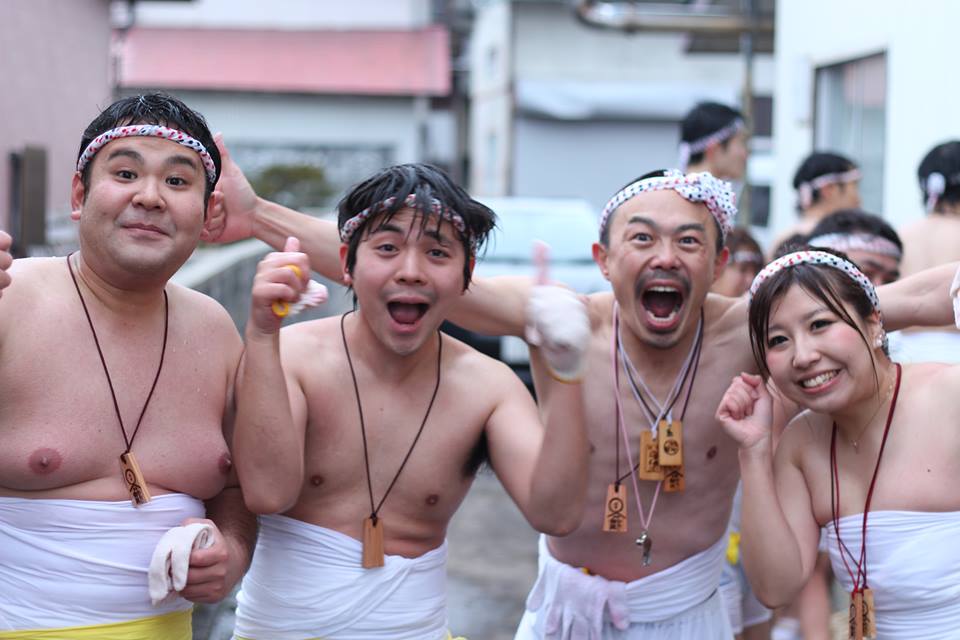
[{"xmin": 0, "ymin": 312, "xmax": 231, "ymax": 498}]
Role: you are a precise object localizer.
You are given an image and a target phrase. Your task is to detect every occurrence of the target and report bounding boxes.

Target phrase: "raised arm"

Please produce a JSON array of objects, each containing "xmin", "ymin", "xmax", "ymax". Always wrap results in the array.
[
  {"xmin": 716, "ymin": 374, "xmax": 822, "ymax": 607},
  {"xmin": 878, "ymin": 261, "xmax": 959, "ymax": 331},
  {"xmin": 483, "ymin": 281, "xmax": 592, "ymax": 534},
  {"xmin": 233, "ymin": 239, "xmax": 312, "ymax": 514}
]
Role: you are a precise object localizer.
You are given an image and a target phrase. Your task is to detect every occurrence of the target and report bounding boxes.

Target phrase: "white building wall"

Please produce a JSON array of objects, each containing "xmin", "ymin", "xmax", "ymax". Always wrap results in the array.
[
  {"xmin": 469, "ymin": 0, "xmax": 514, "ymax": 196},
  {"xmin": 772, "ymin": 0, "xmax": 960, "ymax": 234},
  {"xmin": 126, "ymin": 0, "xmax": 432, "ymax": 29}
]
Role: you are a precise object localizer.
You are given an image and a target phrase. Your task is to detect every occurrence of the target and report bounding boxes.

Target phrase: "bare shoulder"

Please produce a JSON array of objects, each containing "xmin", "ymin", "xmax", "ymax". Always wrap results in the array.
[
  {"xmin": 0, "ymin": 257, "xmax": 71, "ymax": 317},
  {"xmin": 441, "ymin": 332, "xmax": 529, "ymax": 401},
  {"xmin": 903, "ymin": 361, "xmax": 960, "ymax": 398},
  {"xmin": 277, "ymin": 315, "xmax": 346, "ymax": 371},
  {"xmin": 586, "ymin": 291, "xmax": 614, "ymax": 331},
  {"xmin": 777, "ymin": 409, "xmax": 830, "ymax": 466},
  {"xmin": 166, "ymin": 283, "xmax": 240, "ymax": 344},
  {"xmin": 704, "ymin": 293, "xmax": 749, "ymax": 343}
]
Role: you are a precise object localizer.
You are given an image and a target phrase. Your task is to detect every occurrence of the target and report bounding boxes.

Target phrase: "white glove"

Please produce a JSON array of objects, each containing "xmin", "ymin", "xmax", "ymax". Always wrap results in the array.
[
  {"xmin": 950, "ymin": 264, "xmax": 960, "ymax": 329},
  {"xmin": 526, "ymin": 285, "xmax": 590, "ymax": 382},
  {"xmin": 525, "ymin": 556, "xmax": 630, "ymax": 639},
  {"xmin": 286, "ymin": 279, "xmax": 329, "ymax": 316},
  {"xmin": 148, "ymin": 522, "xmax": 215, "ymax": 606}
]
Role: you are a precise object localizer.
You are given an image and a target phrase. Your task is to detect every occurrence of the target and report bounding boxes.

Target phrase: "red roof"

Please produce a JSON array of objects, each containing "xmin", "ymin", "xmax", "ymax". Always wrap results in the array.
[{"xmin": 119, "ymin": 26, "xmax": 450, "ymax": 96}]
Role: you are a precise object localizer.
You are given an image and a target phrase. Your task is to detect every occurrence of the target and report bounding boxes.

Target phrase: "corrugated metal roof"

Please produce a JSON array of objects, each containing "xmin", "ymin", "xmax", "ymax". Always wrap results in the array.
[{"xmin": 118, "ymin": 26, "xmax": 450, "ymax": 96}]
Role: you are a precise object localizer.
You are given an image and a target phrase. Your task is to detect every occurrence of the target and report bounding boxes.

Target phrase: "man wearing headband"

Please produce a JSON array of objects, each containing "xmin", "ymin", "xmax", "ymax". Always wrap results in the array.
[
  {"xmin": 680, "ymin": 102, "xmax": 749, "ymax": 181},
  {"xmin": 807, "ymin": 209, "xmax": 902, "ymax": 286},
  {"xmin": 214, "ymin": 153, "xmax": 959, "ymax": 637},
  {"xmin": 229, "ymin": 162, "xmax": 591, "ymax": 639},
  {"xmin": 712, "ymin": 227, "xmax": 764, "ymax": 298},
  {"xmin": 0, "ymin": 94, "xmax": 255, "ymax": 638},
  {"xmin": 771, "ymin": 152, "xmax": 862, "ymax": 257}
]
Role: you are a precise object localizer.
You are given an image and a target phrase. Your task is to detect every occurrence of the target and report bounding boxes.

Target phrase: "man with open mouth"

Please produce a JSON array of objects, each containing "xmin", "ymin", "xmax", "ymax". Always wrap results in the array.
[{"xmin": 229, "ymin": 162, "xmax": 592, "ymax": 640}]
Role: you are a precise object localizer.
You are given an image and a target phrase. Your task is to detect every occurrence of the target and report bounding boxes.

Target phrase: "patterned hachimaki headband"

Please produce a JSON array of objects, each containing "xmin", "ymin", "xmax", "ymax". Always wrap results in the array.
[
  {"xmin": 797, "ymin": 169, "xmax": 861, "ymax": 209},
  {"xmin": 678, "ymin": 119, "xmax": 745, "ymax": 171},
  {"xmin": 599, "ymin": 169, "xmax": 737, "ymax": 243},
  {"xmin": 339, "ymin": 193, "xmax": 469, "ymax": 247},
  {"xmin": 730, "ymin": 250, "xmax": 764, "ymax": 266},
  {"xmin": 77, "ymin": 125, "xmax": 218, "ymax": 185},
  {"xmin": 806, "ymin": 232, "xmax": 902, "ymax": 259},
  {"xmin": 748, "ymin": 250, "xmax": 880, "ymax": 311}
]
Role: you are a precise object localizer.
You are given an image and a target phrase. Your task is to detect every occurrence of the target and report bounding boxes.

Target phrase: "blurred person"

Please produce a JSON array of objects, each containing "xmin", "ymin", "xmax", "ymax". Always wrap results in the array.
[
  {"xmin": 718, "ymin": 249, "xmax": 960, "ymax": 640},
  {"xmin": 0, "ymin": 94, "xmax": 255, "ymax": 638},
  {"xmin": 230, "ymin": 163, "xmax": 591, "ymax": 640},
  {"xmin": 680, "ymin": 102, "xmax": 749, "ymax": 181},
  {"xmin": 212, "ymin": 155, "xmax": 959, "ymax": 639},
  {"xmin": 807, "ymin": 209, "xmax": 902, "ymax": 286},
  {"xmin": 772, "ymin": 152, "xmax": 861, "ymax": 255},
  {"xmin": 894, "ymin": 141, "xmax": 960, "ymax": 363},
  {"xmin": 713, "ymin": 227, "xmax": 764, "ymax": 298}
]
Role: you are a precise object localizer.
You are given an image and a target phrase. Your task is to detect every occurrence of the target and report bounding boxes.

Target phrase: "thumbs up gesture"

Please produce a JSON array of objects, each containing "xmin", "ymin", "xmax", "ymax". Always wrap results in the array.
[{"xmin": 525, "ymin": 241, "xmax": 591, "ymax": 382}]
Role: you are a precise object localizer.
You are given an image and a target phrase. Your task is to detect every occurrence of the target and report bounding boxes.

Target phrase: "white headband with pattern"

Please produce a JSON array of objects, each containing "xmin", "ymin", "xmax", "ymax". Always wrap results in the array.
[
  {"xmin": 77, "ymin": 124, "xmax": 218, "ymax": 185},
  {"xmin": 678, "ymin": 119, "xmax": 745, "ymax": 171},
  {"xmin": 339, "ymin": 193, "xmax": 469, "ymax": 246},
  {"xmin": 730, "ymin": 250, "xmax": 764, "ymax": 266},
  {"xmin": 797, "ymin": 168, "xmax": 861, "ymax": 209},
  {"xmin": 599, "ymin": 170, "xmax": 737, "ymax": 243},
  {"xmin": 806, "ymin": 232, "xmax": 902, "ymax": 259},
  {"xmin": 748, "ymin": 250, "xmax": 879, "ymax": 311}
]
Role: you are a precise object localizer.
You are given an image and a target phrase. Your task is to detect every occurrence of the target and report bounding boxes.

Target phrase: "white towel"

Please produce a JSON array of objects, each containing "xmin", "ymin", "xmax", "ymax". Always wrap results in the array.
[{"xmin": 149, "ymin": 522, "xmax": 215, "ymax": 606}]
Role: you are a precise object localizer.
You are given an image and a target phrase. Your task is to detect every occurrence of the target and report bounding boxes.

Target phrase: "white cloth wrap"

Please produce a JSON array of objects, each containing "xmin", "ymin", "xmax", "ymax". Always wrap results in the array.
[
  {"xmin": 234, "ymin": 514, "xmax": 449, "ymax": 640},
  {"xmin": 515, "ymin": 535, "xmax": 732, "ymax": 639},
  {"xmin": 887, "ymin": 330, "xmax": 960, "ymax": 364},
  {"xmin": 825, "ymin": 510, "xmax": 960, "ymax": 639},
  {"xmin": 149, "ymin": 521, "xmax": 215, "ymax": 606},
  {"xmin": 0, "ymin": 493, "xmax": 203, "ymax": 631}
]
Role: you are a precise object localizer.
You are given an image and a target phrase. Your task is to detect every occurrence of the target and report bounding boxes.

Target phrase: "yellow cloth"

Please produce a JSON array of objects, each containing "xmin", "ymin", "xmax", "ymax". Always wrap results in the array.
[
  {"xmin": 0, "ymin": 609, "xmax": 191, "ymax": 639},
  {"xmin": 726, "ymin": 531, "xmax": 741, "ymax": 565}
]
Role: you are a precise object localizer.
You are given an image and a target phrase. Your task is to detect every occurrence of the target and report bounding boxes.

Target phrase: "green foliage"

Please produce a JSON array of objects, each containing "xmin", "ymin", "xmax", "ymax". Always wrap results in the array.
[{"xmin": 250, "ymin": 164, "xmax": 334, "ymax": 209}]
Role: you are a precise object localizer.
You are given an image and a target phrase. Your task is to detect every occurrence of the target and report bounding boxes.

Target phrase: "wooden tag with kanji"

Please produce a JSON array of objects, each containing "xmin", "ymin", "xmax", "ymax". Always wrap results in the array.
[
  {"xmin": 658, "ymin": 419, "xmax": 683, "ymax": 467},
  {"xmin": 662, "ymin": 464, "xmax": 685, "ymax": 492},
  {"xmin": 638, "ymin": 430, "xmax": 665, "ymax": 481},
  {"xmin": 119, "ymin": 452, "xmax": 151, "ymax": 506},
  {"xmin": 602, "ymin": 483, "xmax": 628, "ymax": 532},
  {"xmin": 849, "ymin": 590, "xmax": 863, "ymax": 640},
  {"xmin": 861, "ymin": 588, "xmax": 876, "ymax": 638},
  {"xmin": 362, "ymin": 517, "xmax": 385, "ymax": 569}
]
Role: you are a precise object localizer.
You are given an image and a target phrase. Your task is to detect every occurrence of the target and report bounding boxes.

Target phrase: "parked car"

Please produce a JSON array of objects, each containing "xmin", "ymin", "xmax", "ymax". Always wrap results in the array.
[{"xmin": 442, "ymin": 197, "xmax": 609, "ymax": 387}]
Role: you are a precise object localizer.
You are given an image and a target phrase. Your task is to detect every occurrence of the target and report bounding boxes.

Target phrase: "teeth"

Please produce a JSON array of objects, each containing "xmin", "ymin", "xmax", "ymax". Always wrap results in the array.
[
  {"xmin": 801, "ymin": 371, "xmax": 838, "ymax": 388},
  {"xmin": 649, "ymin": 286, "xmax": 679, "ymax": 293}
]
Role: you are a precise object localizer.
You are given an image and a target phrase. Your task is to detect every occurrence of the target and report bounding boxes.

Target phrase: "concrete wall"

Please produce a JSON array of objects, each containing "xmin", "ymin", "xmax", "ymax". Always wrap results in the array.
[
  {"xmin": 127, "ymin": 0, "xmax": 432, "ymax": 29},
  {"xmin": 771, "ymin": 0, "xmax": 960, "ymax": 234},
  {"xmin": 0, "ymin": 0, "xmax": 112, "ymax": 245}
]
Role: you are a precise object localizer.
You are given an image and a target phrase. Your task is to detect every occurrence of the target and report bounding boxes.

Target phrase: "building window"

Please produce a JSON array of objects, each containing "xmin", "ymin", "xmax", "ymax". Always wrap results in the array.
[{"xmin": 814, "ymin": 53, "xmax": 887, "ymax": 214}]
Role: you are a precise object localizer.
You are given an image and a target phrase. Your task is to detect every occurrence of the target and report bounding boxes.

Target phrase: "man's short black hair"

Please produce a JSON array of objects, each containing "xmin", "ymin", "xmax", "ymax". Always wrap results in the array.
[
  {"xmin": 791, "ymin": 151, "xmax": 857, "ymax": 210},
  {"xmin": 681, "ymin": 102, "xmax": 744, "ymax": 165},
  {"xmin": 806, "ymin": 208, "xmax": 902, "ymax": 253},
  {"xmin": 918, "ymin": 141, "xmax": 960, "ymax": 212},
  {"xmin": 77, "ymin": 93, "xmax": 221, "ymax": 201},
  {"xmin": 337, "ymin": 163, "xmax": 496, "ymax": 290}
]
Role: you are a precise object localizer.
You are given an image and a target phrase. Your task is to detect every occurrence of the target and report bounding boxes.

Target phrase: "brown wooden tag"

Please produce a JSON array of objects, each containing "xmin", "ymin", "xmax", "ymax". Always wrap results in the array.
[
  {"xmin": 849, "ymin": 590, "xmax": 863, "ymax": 640},
  {"xmin": 602, "ymin": 483, "xmax": 628, "ymax": 532},
  {"xmin": 119, "ymin": 452, "xmax": 151, "ymax": 506},
  {"xmin": 862, "ymin": 588, "xmax": 876, "ymax": 638},
  {"xmin": 362, "ymin": 517, "xmax": 385, "ymax": 569},
  {"xmin": 662, "ymin": 464, "xmax": 685, "ymax": 492},
  {"xmin": 638, "ymin": 430, "xmax": 665, "ymax": 481},
  {"xmin": 658, "ymin": 419, "xmax": 683, "ymax": 467}
]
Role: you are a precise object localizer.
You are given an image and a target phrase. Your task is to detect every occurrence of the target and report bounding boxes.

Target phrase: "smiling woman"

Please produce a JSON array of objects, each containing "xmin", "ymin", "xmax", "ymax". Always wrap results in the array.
[{"xmin": 717, "ymin": 248, "xmax": 960, "ymax": 639}]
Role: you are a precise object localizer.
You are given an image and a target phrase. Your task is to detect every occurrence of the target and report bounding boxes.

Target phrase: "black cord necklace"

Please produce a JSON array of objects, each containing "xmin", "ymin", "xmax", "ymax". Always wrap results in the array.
[{"xmin": 340, "ymin": 311, "xmax": 442, "ymax": 568}]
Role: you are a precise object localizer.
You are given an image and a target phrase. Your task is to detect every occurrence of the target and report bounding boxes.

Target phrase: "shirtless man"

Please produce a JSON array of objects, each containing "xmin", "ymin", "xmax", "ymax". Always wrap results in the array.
[
  {"xmin": 230, "ymin": 162, "xmax": 590, "ymax": 639},
  {"xmin": 213, "ymin": 146, "xmax": 955, "ymax": 636},
  {"xmin": 771, "ymin": 152, "xmax": 861, "ymax": 256},
  {"xmin": 680, "ymin": 101, "xmax": 749, "ymax": 180},
  {"xmin": 0, "ymin": 94, "xmax": 254, "ymax": 639}
]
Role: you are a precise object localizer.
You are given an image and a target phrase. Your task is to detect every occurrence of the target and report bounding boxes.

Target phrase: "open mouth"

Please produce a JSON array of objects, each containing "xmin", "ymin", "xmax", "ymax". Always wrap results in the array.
[
  {"xmin": 799, "ymin": 370, "xmax": 839, "ymax": 391},
  {"xmin": 387, "ymin": 301, "xmax": 429, "ymax": 326},
  {"xmin": 640, "ymin": 286, "xmax": 684, "ymax": 328}
]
